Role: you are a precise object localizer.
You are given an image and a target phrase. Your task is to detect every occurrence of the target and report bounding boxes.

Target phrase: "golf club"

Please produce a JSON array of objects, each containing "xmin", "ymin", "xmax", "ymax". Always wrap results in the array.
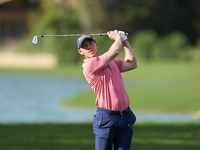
[{"xmin": 32, "ymin": 32, "xmax": 128, "ymax": 44}]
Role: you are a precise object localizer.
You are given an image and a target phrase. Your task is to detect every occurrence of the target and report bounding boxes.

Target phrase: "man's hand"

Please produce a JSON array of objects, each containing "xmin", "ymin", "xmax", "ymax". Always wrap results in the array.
[
  {"xmin": 114, "ymin": 30, "xmax": 128, "ymax": 42},
  {"xmin": 107, "ymin": 31, "xmax": 121, "ymax": 41}
]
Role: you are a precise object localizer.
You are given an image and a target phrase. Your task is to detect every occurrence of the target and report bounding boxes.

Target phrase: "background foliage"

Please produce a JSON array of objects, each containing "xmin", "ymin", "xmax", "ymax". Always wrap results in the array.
[{"xmin": 20, "ymin": 0, "xmax": 200, "ymax": 64}]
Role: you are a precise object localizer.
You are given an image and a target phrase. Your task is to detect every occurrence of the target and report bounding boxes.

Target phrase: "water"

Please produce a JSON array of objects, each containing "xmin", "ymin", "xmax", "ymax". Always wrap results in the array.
[
  {"xmin": 0, "ymin": 74, "xmax": 197, "ymax": 123},
  {"xmin": 0, "ymin": 74, "xmax": 95, "ymax": 123}
]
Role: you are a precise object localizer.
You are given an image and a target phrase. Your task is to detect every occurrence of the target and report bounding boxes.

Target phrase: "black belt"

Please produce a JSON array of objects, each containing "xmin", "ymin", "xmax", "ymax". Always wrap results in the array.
[{"xmin": 97, "ymin": 107, "xmax": 130, "ymax": 115}]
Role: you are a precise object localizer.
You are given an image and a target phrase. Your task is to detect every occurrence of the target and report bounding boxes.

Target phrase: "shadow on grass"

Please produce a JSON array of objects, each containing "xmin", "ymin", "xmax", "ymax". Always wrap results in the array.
[{"xmin": 0, "ymin": 123, "xmax": 199, "ymax": 150}]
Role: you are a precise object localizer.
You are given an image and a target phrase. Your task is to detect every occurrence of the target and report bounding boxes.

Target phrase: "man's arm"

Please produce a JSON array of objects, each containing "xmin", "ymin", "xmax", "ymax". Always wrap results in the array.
[
  {"xmin": 122, "ymin": 40, "xmax": 137, "ymax": 72},
  {"xmin": 103, "ymin": 31, "xmax": 123, "ymax": 66}
]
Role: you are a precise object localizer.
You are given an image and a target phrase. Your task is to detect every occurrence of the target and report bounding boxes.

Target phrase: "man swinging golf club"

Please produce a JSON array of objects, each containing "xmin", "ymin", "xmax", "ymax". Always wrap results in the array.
[{"xmin": 77, "ymin": 30, "xmax": 137, "ymax": 150}]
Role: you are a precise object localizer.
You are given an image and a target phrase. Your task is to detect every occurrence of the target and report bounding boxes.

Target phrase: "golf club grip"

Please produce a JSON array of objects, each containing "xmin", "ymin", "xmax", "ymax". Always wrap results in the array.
[{"xmin": 92, "ymin": 33, "xmax": 128, "ymax": 36}]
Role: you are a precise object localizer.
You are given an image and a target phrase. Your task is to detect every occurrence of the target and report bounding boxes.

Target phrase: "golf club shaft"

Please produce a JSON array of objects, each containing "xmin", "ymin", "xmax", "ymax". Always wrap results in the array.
[{"xmin": 36, "ymin": 33, "xmax": 108, "ymax": 38}]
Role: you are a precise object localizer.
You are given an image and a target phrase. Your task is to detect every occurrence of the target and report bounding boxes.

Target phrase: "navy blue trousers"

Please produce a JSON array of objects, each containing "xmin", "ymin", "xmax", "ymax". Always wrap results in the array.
[{"xmin": 93, "ymin": 107, "xmax": 136, "ymax": 150}]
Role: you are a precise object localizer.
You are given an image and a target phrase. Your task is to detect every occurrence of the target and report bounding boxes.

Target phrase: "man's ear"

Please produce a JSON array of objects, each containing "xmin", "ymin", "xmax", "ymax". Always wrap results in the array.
[
  {"xmin": 78, "ymin": 49, "xmax": 83, "ymax": 55},
  {"xmin": 95, "ymin": 42, "xmax": 98, "ymax": 49}
]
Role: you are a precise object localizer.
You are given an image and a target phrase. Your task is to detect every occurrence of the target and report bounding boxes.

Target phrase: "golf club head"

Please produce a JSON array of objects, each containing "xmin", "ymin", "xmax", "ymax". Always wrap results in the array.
[{"xmin": 32, "ymin": 36, "xmax": 38, "ymax": 44}]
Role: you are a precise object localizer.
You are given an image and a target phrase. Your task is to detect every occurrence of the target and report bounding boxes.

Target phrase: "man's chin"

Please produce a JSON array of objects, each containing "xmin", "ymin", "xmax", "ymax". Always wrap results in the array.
[{"xmin": 90, "ymin": 53, "xmax": 97, "ymax": 57}]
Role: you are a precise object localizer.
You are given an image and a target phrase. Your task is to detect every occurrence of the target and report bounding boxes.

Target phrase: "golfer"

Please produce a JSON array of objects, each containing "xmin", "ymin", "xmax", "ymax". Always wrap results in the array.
[{"xmin": 77, "ymin": 30, "xmax": 137, "ymax": 150}]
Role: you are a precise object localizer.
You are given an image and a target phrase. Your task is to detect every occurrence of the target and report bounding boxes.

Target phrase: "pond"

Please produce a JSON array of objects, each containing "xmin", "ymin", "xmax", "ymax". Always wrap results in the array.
[{"xmin": 0, "ymin": 74, "xmax": 196, "ymax": 123}]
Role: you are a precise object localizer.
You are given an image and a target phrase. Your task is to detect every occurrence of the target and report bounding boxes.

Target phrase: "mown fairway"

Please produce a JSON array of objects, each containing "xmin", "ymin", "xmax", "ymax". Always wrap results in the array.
[
  {"xmin": 0, "ymin": 123, "xmax": 199, "ymax": 150},
  {"xmin": 61, "ymin": 61, "xmax": 200, "ymax": 113}
]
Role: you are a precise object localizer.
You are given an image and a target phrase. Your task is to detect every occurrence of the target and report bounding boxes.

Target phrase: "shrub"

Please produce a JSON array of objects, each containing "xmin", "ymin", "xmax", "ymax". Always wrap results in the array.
[
  {"xmin": 131, "ymin": 30, "xmax": 158, "ymax": 60},
  {"xmin": 153, "ymin": 31, "xmax": 190, "ymax": 60}
]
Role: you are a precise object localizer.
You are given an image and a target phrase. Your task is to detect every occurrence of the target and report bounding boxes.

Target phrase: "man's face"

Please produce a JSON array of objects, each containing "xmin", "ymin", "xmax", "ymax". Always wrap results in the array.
[{"xmin": 78, "ymin": 39, "xmax": 99, "ymax": 58}]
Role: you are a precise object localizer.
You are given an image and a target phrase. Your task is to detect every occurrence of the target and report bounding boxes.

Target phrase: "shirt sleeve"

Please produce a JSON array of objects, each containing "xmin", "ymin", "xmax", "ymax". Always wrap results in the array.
[
  {"xmin": 113, "ymin": 59, "xmax": 123, "ymax": 72},
  {"xmin": 83, "ymin": 55, "xmax": 106, "ymax": 77}
]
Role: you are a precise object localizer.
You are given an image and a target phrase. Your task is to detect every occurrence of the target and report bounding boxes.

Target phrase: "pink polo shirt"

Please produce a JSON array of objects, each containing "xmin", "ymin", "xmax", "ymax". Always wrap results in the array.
[{"xmin": 82, "ymin": 54, "xmax": 130, "ymax": 111}]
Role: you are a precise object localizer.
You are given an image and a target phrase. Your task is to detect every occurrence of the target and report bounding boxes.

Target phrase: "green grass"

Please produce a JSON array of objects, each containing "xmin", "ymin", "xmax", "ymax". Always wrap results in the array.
[
  {"xmin": 61, "ymin": 85, "xmax": 200, "ymax": 113},
  {"xmin": 0, "ymin": 64, "xmax": 84, "ymax": 78},
  {"xmin": 0, "ymin": 123, "xmax": 199, "ymax": 150},
  {"xmin": 0, "ymin": 60, "xmax": 199, "ymax": 81},
  {"xmin": 60, "ymin": 61, "xmax": 200, "ymax": 113},
  {"xmin": 128, "ymin": 87, "xmax": 200, "ymax": 113},
  {"xmin": 121, "ymin": 60, "xmax": 200, "ymax": 81}
]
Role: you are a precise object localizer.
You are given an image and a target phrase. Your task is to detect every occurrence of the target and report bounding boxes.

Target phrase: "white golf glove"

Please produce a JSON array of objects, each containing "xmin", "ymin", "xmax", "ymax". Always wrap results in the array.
[{"xmin": 114, "ymin": 30, "xmax": 128, "ymax": 42}]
